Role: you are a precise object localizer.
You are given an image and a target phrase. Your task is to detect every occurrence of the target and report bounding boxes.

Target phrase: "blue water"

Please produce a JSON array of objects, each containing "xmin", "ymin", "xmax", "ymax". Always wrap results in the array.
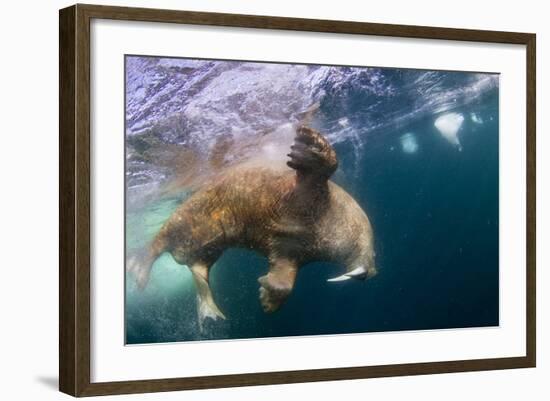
[{"xmin": 125, "ymin": 58, "xmax": 499, "ymax": 344}]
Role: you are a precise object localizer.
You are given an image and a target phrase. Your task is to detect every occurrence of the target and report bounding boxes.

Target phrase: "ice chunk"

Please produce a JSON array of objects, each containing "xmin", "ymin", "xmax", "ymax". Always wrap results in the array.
[
  {"xmin": 400, "ymin": 132, "xmax": 418, "ymax": 154},
  {"xmin": 470, "ymin": 112, "xmax": 483, "ymax": 124},
  {"xmin": 434, "ymin": 112, "xmax": 464, "ymax": 151}
]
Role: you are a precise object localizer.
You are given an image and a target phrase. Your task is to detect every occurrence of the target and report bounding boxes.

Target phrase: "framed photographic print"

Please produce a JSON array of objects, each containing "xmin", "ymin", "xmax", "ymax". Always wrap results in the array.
[{"xmin": 59, "ymin": 4, "xmax": 536, "ymax": 397}]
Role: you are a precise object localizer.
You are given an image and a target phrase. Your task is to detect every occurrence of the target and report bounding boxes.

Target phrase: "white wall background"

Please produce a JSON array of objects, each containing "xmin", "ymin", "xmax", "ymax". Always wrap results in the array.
[{"xmin": 0, "ymin": 0, "xmax": 546, "ymax": 399}]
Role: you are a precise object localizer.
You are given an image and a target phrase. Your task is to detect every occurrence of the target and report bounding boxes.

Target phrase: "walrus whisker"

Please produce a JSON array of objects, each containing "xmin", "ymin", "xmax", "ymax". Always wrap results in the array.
[{"xmin": 346, "ymin": 266, "xmax": 368, "ymax": 277}]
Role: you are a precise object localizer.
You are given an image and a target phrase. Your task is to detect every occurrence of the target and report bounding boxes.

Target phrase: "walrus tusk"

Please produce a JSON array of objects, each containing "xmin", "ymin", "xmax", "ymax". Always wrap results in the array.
[
  {"xmin": 326, "ymin": 274, "xmax": 352, "ymax": 282},
  {"xmin": 327, "ymin": 266, "xmax": 367, "ymax": 282}
]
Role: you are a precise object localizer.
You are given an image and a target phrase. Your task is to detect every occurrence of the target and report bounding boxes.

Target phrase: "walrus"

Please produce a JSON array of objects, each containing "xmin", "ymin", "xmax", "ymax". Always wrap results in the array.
[{"xmin": 128, "ymin": 125, "xmax": 377, "ymax": 324}]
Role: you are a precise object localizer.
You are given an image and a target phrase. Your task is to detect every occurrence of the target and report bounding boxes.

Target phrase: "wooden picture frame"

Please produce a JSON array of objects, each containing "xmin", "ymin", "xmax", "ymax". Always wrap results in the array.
[{"xmin": 59, "ymin": 3, "xmax": 536, "ymax": 397}]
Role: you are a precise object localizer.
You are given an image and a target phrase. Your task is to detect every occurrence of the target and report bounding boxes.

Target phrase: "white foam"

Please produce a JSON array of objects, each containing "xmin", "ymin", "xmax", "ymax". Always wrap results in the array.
[
  {"xmin": 338, "ymin": 117, "xmax": 349, "ymax": 127},
  {"xmin": 434, "ymin": 112, "xmax": 464, "ymax": 151}
]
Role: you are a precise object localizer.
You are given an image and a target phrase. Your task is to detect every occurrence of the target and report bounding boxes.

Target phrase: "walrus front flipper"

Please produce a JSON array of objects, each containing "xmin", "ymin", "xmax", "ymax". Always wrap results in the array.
[
  {"xmin": 190, "ymin": 262, "xmax": 226, "ymax": 328},
  {"xmin": 258, "ymin": 258, "xmax": 298, "ymax": 313},
  {"xmin": 287, "ymin": 126, "xmax": 338, "ymax": 180}
]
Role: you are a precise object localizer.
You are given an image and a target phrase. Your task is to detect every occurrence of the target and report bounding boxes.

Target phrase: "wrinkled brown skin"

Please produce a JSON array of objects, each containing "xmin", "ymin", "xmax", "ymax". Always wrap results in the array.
[{"xmin": 138, "ymin": 126, "xmax": 376, "ymax": 321}]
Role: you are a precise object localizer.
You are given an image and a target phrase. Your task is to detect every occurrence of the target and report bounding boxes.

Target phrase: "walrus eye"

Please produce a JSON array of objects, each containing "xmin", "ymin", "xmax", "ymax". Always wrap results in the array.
[{"xmin": 327, "ymin": 266, "xmax": 367, "ymax": 282}]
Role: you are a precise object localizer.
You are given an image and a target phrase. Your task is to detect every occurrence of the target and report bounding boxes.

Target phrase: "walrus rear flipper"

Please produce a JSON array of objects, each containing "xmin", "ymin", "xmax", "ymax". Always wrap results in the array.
[
  {"xmin": 126, "ymin": 236, "xmax": 167, "ymax": 290},
  {"xmin": 127, "ymin": 248, "xmax": 156, "ymax": 290},
  {"xmin": 287, "ymin": 126, "xmax": 338, "ymax": 180}
]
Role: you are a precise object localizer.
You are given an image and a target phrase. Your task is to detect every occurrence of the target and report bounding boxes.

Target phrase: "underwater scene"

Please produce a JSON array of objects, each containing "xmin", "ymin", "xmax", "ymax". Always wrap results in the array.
[{"xmin": 125, "ymin": 56, "xmax": 499, "ymax": 344}]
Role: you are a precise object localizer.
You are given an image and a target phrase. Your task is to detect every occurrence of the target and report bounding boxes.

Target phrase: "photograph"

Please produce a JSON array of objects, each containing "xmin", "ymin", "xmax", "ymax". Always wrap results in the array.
[
  {"xmin": 124, "ymin": 55, "xmax": 500, "ymax": 344},
  {"xmin": 52, "ymin": 2, "xmax": 537, "ymax": 396}
]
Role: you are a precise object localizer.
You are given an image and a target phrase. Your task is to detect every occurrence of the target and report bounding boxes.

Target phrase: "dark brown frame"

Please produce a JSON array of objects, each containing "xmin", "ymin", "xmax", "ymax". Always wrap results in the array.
[{"xmin": 59, "ymin": 3, "xmax": 536, "ymax": 397}]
